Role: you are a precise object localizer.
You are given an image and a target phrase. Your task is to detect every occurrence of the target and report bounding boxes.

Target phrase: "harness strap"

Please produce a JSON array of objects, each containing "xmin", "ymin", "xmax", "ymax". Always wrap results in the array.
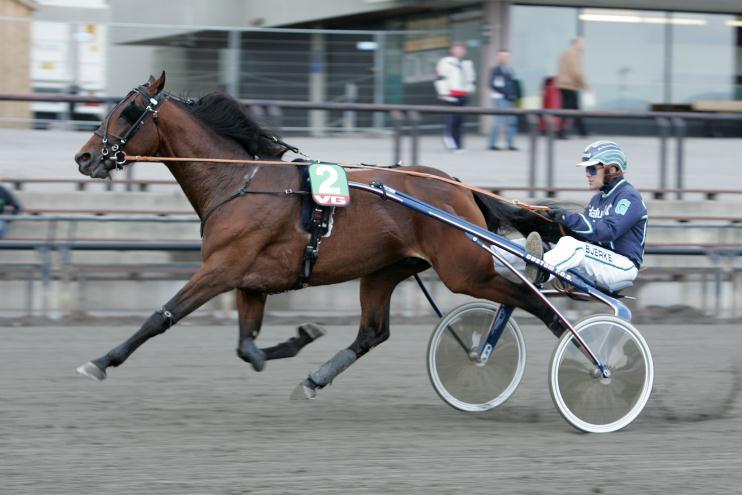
[
  {"xmin": 197, "ymin": 166, "xmax": 332, "ymax": 288},
  {"xmin": 261, "ymin": 134, "xmax": 304, "ymax": 156},
  {"xmin": 199, "ymin": 187, "xmax": 307, "ymax": 237},
  {"xmin": 297, "ymin": 205, "xmax": 334, "ymax": 289}
]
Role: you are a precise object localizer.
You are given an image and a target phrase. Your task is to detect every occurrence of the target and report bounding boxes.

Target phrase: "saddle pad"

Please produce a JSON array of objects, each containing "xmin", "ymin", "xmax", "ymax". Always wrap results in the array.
[{"xmin": 297, "ymin": 162, "xmax": 334, "ymax": 237}]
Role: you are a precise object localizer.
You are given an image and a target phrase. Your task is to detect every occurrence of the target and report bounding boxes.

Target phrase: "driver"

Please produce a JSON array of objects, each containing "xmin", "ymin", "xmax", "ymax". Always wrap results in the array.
[{"xmin": 526, "ymin": 140, "xmax": 648, "ymax": 291}]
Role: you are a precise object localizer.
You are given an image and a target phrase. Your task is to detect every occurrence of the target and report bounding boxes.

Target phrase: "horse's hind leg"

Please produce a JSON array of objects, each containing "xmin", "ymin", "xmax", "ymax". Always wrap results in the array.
[
  {"xmin": 76, "ymin": 265, "xmax": 231, "ymax": 381},
  {"xmin": 292, "ymin": 263, "xmax": 419, "ymax": 399},
  {"xmin": 235, "ymin": 290, "xmax": 326, "ymax": 372}
]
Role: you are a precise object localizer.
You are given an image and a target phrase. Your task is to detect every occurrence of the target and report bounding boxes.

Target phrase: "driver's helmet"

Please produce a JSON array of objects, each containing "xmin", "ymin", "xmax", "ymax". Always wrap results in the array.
[{"xmin": 576, "ymin": 140, "xmax": 627, "ymax": 172}]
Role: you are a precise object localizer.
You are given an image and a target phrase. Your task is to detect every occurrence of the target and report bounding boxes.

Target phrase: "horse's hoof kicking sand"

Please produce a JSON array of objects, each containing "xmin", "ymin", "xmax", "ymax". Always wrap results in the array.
[{"xmin": 76, "ymin": 361, "xmax": 107, "ymax": 381}]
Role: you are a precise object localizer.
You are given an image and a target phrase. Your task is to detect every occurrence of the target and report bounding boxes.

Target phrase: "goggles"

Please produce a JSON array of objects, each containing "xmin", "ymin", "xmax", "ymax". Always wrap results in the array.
[{"xmin": 585, "ymin": 165, "xmax": 603, "ymax": 176}]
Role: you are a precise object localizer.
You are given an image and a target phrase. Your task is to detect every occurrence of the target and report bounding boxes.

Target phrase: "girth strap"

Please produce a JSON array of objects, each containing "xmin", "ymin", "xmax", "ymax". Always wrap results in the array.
[{"xmin": 298, "ymin": 205, "xmax": 334, "ymax": 289}]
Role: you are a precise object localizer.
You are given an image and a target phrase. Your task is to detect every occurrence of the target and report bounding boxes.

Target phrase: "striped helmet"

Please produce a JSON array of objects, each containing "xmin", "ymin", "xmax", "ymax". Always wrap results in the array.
[{"xmin": 576, "ymin": 140, "xmax": 627, "ymax": 172}]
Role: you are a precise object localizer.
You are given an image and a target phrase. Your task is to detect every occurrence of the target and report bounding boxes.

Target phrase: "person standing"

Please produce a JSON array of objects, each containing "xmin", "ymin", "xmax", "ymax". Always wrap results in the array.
[
  {"xmin": 556, "ymin": 37, "xmax": 589, "ymax": 138},
  {"xmin": 0, "ymin": 184, "xmax": 22, "ymax": 239},
  {"xmin": 488, "ymin": 49, "xmax": 519, "ymax": 151},
  {"xmin": 435, "ymin": 42, "xmax": 476, "ymax": 151}
]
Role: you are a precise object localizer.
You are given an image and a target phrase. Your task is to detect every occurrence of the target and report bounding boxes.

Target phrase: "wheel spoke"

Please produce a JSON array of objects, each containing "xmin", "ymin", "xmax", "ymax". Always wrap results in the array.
[
  {"xmin": 549, "ymin": 315, "xmax": 653, "ymax": 433},
  {"xmin": 428, "ymin": 302, "xmax": 526, "ymax": 412},
  {"xmin": 443, "ymin": 324, "xmax": 471, "ymax": 354}
]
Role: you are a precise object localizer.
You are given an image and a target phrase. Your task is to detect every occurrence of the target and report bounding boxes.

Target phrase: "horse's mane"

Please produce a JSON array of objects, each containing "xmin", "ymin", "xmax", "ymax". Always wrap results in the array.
[{"xmin": 188, "ymin": 92, "xmax": 286, "ymax": 159}]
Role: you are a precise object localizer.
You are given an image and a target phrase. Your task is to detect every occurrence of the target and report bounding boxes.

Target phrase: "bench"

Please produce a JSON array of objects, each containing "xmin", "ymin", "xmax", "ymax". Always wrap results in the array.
[
  {"xmin": 0, "ymin": 262, "xmax": 46, "ymax": 316},
  {"xmin": 691, "ymin": 101, "xmax": 742, "ymax": 113},
  {"xmin": 486, "ymin": 186, "xmax": 742, "ymax": 201},
  {"xmin": 5, "ymin": 177, "xmax": 742, "ymax": 201},
  {"xmin": 1, "ymin": 178, "xmax": 178, "ymax": 192},
  {"xmin": 9, "ymin": 205, "xmax": 742, "ymax": 224},
  {"xmin": 20, "ymin": 208, "xmax": 196, "ymax": 217},
  {"xmin": 60, "ymin": 262, "xmax": 198, "ymax": 279}
]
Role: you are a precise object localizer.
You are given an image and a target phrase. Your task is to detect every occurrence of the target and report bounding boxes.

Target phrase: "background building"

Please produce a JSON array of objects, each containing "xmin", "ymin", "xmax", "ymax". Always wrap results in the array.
[
  {"xmin": 5, "ymin": 0, "xmax": 740, "ymax": 131},
  {"xmin": 102, "ymin": 1, "xmax": 741, "ymax": 105},
  {"xmin": 0, "ymin": 0, "xmax": 36, "ymax": 127}
]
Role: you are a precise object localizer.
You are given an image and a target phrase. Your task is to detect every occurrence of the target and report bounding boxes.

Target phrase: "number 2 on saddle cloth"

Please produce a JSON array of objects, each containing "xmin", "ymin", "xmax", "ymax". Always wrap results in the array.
[{"xmin": 298, "ymin": 162, "xmax": 352, "ymax": 288}]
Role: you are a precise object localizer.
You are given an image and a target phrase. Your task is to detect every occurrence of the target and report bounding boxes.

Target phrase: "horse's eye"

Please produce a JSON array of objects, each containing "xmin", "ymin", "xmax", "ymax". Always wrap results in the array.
[{"xmin": 121, "ymin": 101, "xmax": 144, "ymax": 124}]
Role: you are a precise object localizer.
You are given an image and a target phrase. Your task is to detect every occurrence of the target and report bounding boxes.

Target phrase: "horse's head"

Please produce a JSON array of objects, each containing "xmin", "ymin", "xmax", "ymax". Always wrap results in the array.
[{"xmin": 75, "ymin": 72, "xmax": 168, "ymax": 179}]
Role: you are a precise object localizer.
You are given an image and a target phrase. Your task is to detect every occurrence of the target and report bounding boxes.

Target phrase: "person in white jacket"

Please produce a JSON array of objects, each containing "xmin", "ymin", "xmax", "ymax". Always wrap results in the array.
[{"xmin": 435, "ymin": 42, "xmax": 476, "ymax": 150}]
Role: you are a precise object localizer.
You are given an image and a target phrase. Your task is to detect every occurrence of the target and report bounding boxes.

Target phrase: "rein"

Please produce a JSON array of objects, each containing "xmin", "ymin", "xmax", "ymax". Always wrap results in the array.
[{"xmin": 124, "ymin": 153, "xmax": 554, "ymax": 220}]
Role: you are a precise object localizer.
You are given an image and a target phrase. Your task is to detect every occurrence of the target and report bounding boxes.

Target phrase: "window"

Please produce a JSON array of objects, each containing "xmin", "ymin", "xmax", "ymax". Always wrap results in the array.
[
  {"xmin": 510, "ymin": 5, "xmax": 578, "ymax": 108},
  {"xmin": 670, "ymin": 12, "xmax": 736, "ymax": 103},
  {"xmin": 580, "ymin": 9, "xmax": 665, "ymax": 110}
]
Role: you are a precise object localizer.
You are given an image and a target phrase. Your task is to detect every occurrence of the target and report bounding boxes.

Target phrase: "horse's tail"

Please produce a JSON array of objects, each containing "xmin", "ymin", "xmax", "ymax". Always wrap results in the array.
[{"xmin": 472, "ymin": 192, "xmax": 576, "ymax": 244}]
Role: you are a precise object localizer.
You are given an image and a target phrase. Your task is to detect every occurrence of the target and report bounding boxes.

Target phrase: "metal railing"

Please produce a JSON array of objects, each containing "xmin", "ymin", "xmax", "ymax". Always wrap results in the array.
[
  {"xmin": 1, "ymin": 212, "xmax": 742, "ymax": 318},
  {"xmin": 6, "ymin": 177, "xmax": 742, "ymax": 204},
  {"xmin": 2, "ymin": 93, "xmax": 742, "ymax": 198}
]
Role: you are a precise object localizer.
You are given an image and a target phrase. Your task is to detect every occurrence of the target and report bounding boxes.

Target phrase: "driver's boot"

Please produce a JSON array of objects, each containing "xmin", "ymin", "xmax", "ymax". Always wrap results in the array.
[{"xmin": 524, "ymin": 232, "xmax": 550, "ymax": 285}]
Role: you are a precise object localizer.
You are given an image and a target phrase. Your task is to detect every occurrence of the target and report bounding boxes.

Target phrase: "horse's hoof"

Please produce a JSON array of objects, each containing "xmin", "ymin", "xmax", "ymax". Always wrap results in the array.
[
  {"xmin": 76, "ymin": 362, "xmax": 107, "ymax": 381},
  {"xmin": 298, "ymin": 322, "xmax": 327, "ymax": 341},
  {"xmin": 237, "ymin": 341, "xmax": 266, "ymax": 372},
  {"xmin": 289, "ymin": 380, "xmax": 317, "ymax": 400}
]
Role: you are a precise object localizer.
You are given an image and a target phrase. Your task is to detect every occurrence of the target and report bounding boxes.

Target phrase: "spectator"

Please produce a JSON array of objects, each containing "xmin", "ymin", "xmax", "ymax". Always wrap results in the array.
[
  {"xmin": 435, "ymin": 42, "xmax": 476, "ymax": 151},
  {"xmin": 0, "ymin": 184, "xmax": 22, "ymax": 239},
  {"xmin": 488, "ymin": 49, "xmax": 520, "ymax": 150},
  {"xmin": 556, "ymin": 37, "xmax": 589, "ymax": 138}
]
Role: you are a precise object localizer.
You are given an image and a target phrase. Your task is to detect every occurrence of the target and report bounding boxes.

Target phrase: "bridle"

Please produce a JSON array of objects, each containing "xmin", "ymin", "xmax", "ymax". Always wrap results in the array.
[{"xmin": 93, "ymin": 83, "xmax": 185, "ymax": 169}]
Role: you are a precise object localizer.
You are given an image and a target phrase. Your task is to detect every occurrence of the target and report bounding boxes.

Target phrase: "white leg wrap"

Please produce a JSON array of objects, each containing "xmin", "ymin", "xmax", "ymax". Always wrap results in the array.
[{"xmin": 309, "ymin": 349, "xmax": 357, "ymax": 387}]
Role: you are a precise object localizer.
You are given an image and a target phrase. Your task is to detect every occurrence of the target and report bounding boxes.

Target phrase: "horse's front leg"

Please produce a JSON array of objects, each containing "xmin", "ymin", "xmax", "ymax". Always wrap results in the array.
[
  {"xmin": 235, "ymin": 289, "xmax": 326, "ymax": 372},
  {"xmin": 76, "ymin": 265, "xmax": 232, "ymax": 381}
]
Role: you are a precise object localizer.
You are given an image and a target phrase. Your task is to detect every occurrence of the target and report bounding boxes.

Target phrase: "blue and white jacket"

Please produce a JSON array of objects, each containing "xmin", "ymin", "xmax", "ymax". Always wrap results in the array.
[{"xmin": 561, "ymin": 178, "xmax": 648, "ymax": 268}]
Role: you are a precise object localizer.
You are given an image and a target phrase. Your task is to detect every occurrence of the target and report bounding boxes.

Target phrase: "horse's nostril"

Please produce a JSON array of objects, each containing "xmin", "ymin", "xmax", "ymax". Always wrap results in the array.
[{"xmin": 75, "ymin": 152, "xmax": 92, "ymax": 165}]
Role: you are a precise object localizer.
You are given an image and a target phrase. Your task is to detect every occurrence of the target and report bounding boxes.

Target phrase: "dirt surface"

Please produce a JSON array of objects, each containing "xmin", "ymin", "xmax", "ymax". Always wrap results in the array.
[{"xmin": 1, "ymin": 323, "xmax": 740, "ymax": 494}]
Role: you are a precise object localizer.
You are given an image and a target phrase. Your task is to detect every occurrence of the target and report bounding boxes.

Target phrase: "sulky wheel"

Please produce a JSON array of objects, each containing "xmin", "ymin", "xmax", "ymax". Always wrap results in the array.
[
  {"xmin": 548, "ymin": 315, "xmax": 654, "ymax": 433},
  {"xmin": 427, "ymin": 301, "xmax": 526, "ymax": 412}
]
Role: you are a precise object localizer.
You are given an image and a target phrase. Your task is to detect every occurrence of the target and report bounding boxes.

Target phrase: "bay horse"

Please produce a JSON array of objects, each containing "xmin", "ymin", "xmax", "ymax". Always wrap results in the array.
[{"xmin": 73, "ymin": 72, "xmax": 565, "ymax": 397}]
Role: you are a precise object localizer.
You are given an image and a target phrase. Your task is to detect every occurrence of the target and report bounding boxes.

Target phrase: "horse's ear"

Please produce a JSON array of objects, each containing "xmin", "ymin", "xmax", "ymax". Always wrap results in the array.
[{"xmin": 148, "ymin": 71, "xmax": 166, "ymax": 95}]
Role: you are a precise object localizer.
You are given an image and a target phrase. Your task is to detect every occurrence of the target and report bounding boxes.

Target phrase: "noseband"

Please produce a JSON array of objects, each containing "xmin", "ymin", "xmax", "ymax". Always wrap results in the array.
[{"xmin": 93, "ymin": 84, "xmax": 172, "ymax": 168}]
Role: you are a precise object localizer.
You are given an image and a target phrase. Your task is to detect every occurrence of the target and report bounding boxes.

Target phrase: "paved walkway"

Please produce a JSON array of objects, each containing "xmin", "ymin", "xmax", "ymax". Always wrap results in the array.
[{"xmin": 1, "ymin": 128, "xmax": 740, "ymax": 198}]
